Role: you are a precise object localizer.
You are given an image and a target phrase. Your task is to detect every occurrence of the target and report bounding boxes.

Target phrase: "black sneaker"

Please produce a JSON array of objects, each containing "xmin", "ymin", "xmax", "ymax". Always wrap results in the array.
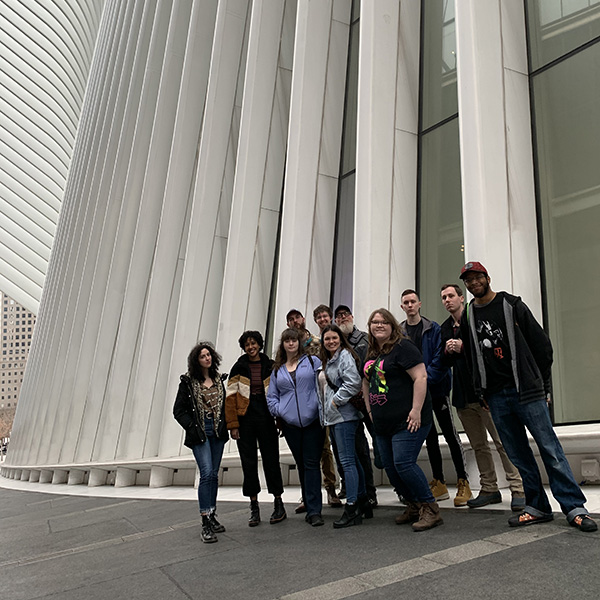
[
  {"xmin": 307, "ymin": 513, "xmax": 324, "ymax": 527},
  {"xmin": 508, "ymin": 511, "xmax": 553, "ymax": 527},
  {"xmin": 570, "ymin": 515, "xmax": 598, "ymax": 532},
  {"xmin": 467, "ymin": 491, "xmax": 502, "ymax": 508}
]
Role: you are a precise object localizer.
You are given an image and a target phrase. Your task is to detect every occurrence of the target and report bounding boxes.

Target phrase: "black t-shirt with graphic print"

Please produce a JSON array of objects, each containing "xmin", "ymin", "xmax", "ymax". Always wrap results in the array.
[
  {"xmin": 364, "ymin": 339, "xmax": 432, "ymax": 436},
  {"xmin": 472, "ymin": 294, "xmax": 514, "ymax": 394}
]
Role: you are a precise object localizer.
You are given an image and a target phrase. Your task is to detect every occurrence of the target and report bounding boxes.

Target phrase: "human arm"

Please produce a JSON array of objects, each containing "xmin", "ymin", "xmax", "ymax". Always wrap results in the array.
[
  {"xmin": 362, "ymin": 378, "xmax": 372, "ymax": 421},
  {"xmin": 330, "ymin": 351, "xmax": 362, "ymax": 407},
  {"xmin": 266, "ymin": 369, "xmax": 281, "ymax": 418},
  {"xmin": 405, "ymin": 363, "xmax": 428, "ymax": 432},
  {"xmin": 424, "ymin": 322, "xmax": 450, "ymax": 386},
  {"xmin": 173, "ymin": 380, "xmax": 194, "ymax": 431}
]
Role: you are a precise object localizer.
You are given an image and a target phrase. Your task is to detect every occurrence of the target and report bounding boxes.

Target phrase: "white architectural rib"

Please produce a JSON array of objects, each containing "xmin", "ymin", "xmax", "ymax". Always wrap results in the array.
[{"xmin": 0, "ymin": 0, "xmax": 103, "ymax": 313}]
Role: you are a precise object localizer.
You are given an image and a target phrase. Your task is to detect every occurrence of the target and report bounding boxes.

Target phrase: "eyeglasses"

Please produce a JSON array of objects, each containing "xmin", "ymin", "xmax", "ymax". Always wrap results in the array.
[
  {"xmin": 371, "ymin": 320, "xmax": 390, "ymax": 327},
  {"xmin": 336, "ymin": 311, "xmax": 351, "ymax": 319},
  {"xmin": 463, "ymin": 273, "xmax": 486, "ymax": 285}
]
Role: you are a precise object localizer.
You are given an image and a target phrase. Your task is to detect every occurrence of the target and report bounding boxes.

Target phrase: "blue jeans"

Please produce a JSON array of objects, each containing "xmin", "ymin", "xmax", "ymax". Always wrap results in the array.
[
  {"xmin": 331, "ymin": 420, "xmax": 366, "ymax": 504},
  {"xmin": 283, "ymin": 419, "xmax": 325, "ymax": 517},
  {"xmin": 191, "ymin": 416, "xmax": 226, "ymax": 514},
  {"xmin": 376, "ymin": 423, "xmax": 433, "ymax": 504},
  {"xmin": 487, "ymin": 387, "xmax": 588, "ymax": 522}
]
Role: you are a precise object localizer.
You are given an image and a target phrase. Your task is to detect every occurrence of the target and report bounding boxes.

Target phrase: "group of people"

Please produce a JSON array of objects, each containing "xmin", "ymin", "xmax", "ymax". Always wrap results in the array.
[{"xmin": 173, "ymin": 261, "xmax": 597, "ymax": 543}]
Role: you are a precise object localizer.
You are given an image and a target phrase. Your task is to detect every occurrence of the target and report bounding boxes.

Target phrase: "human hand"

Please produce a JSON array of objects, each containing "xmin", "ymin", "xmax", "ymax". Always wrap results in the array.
[
  {"xmin": 231, "ymin": 428, "xmax": 240, "ymax": 440},
  {"xmin": 406, "ymin": 408, "xmax": 421, "ymax": 432}
]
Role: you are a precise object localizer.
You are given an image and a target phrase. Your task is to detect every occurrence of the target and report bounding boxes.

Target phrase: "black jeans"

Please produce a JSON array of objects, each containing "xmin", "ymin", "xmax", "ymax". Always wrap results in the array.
[
  {"xmin": 425, "ymin": 395, "xmax": 467, "ymax": 482},
  {"xmin": 237, "ymin": 411, "xmax": 284, "ymax": 498}
]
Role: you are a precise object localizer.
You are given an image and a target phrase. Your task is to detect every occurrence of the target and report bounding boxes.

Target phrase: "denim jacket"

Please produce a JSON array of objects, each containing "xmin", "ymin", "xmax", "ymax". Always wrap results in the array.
[{"xmin": 316, "ymin": 348, "xmax": 362, "ymax": 426}]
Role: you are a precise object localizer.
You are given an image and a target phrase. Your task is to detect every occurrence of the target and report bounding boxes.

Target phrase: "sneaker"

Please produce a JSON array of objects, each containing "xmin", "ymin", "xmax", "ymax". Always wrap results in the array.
[
  {"xmin": 467, "ymin": 490, "xmax": 502, "ymax": 508},
  {"xmin": 510, "ymin": 493, "xmax": 526, "ymax": 512},
  {"xmin": 454, "ymin": 478, "xmax": 472, "ymax": 507},
  {"xmin": 429, "ymin": 479, "xmax": 450, "ymax": 501},
  {"xmin": 307, "ymin": 513, "xmax": 324, "ymax": 527},
  {"xmin": 508, "ymin": 511, "xmax": 553, "ymax": 527},
  {"xmin": 570, "ymin": 515, "xmax": 598, "ymax": 532}
]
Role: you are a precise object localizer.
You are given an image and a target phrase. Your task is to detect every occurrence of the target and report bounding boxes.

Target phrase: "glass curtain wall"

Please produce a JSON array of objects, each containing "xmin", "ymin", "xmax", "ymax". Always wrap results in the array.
[
  {"xmin": 527, "ymin": 0, "xmax": 600, "ymax": 423},
  {"xmin": 418, "ymin": 0, "xmax": 463, "ymax": 324},
  {"xmin": 331, "ymin": 2, "xmax": 360, "ymax": 308}
]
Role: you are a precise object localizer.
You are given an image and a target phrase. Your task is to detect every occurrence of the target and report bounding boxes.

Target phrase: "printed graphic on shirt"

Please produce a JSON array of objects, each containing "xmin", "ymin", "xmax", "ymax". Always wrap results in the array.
[
  {"xmin": 476, "ymin": 319, "xmax": 505, "ymax": 359},
  {"xmin": 364, "ymin": 358, "xmax": 388, "ymax": 406}
]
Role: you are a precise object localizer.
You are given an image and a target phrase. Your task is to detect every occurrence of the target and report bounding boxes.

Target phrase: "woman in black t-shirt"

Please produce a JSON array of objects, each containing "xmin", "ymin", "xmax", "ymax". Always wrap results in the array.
[{"xmin": 362, "ymin": 308, "xmax": 443, "ymax": 531}]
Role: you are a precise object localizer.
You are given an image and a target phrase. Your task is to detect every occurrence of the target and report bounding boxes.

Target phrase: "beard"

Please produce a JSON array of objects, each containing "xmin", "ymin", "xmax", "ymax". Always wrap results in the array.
[
  {"xmin": 338, "ymin": 322, "xmax": 353, "ymax": 336},
  {"xmin": 471, "ymin": 279, "xmax": 490, "ymax": 298}
]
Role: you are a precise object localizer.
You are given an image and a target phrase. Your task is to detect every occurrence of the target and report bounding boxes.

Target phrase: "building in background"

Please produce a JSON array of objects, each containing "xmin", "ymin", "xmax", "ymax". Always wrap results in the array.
[{"xmin": 1, "ymin": 0, "xmax": 599, "ymax": 489}]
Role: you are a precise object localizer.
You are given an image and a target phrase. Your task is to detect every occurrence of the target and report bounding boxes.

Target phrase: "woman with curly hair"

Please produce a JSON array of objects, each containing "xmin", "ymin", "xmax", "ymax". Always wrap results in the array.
[
  {"xmin": 226, "ymin": 330, "xmax": 286, "ymax": 527},
  {"xmin": 267, "ymin": 328, "xmax": 325, "ymax": 526},
  {"xmin": 174, "ymin": 342, "xmax": 229, "ymax": 543},
  {"xmin": 362, "ymin": 308, "xmax": 442, "ymax": 531}
]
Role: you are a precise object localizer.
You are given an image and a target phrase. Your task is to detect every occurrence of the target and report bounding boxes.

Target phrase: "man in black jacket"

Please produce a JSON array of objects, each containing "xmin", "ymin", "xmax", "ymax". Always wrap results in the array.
[
  {"xmin": 459, "ymin": 261, "xmax": 596, "ymax": 532},
  {"xmin": 440, "ymin": 283, "xmax": 524, "ymax": 510}
]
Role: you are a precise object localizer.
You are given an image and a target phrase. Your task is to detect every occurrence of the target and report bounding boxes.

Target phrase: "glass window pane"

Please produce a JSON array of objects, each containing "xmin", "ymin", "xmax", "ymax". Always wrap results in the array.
[
  {"xmin": 418, "ymin": 118, "xmax": 463, "ymax": 324},
  {"xmin": 332, "ymin": 173, "xmax": 355, "ymax": 309},
  {"xmin": 533, "ymin": 42, "xmax": 600, "ymax": 422},
  {"xmin": 527, "ymin": 0, "xmax": 600, "ymax": 70},
  {"xmin": 421, "ymin": 0, "xmax": 458, "ymax": 130},
  {"xmin": 341, "ymin": 22, "xmax": 359, "ymax": 175}
]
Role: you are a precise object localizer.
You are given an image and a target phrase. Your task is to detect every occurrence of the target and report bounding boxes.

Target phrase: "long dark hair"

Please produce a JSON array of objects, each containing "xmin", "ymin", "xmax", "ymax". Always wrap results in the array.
[
  {"xmin": 187, "ymin": 342, "xmax": 221, "ymax": 382},
  {"xmin": 319, "ymin": 324, "xmax": 359, "ymax": 368},
  {"xmin": 273, "ymin": 328, "xmax": 306, "ymax": 373},
  {"xmin": 366, "ymin": 308, "xmax": 406, "ymax": 359}
]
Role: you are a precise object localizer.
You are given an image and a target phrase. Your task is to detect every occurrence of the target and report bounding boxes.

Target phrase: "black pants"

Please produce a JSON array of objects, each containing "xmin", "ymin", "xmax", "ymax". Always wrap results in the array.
[
  {"xmin": 425, "ymin": 395, "xmax": 467, "ymax": 482},
  {"xmin": 237, "ymin": 412, "xmax": 284, "ymax": 498}
]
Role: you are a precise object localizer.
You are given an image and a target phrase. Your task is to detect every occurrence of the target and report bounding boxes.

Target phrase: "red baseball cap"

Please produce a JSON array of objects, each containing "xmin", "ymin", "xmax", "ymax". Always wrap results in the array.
[{"xmin": 459, "ymin": 261, "xmax": 488, "ymax": 279}]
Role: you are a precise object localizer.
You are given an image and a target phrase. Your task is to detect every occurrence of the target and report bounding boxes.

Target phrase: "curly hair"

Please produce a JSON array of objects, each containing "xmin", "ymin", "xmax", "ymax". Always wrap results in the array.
[
  {"xmin": 366, "ymin": 308, "xmax": 406, "ymax": 358},
  {"xmin": 187, "ymin": 342, "xmax": 222, "ymax": 382},
  {"xmin": 238, "ymin": 330, "xmax": 264, "ymax": 351},
  {"xmin": 319, "ymin": 324, "xmax": 359, "ymax": 368},
  {"xmin": 273, "ymin": 328, "xmax": 306, "ymax": 372}
]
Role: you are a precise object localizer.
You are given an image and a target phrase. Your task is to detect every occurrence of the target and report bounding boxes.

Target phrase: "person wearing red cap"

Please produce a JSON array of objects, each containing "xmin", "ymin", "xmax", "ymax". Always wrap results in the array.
[{"xmin": 459, "ymin": 262, "xmax": 597, "ymax": 532}]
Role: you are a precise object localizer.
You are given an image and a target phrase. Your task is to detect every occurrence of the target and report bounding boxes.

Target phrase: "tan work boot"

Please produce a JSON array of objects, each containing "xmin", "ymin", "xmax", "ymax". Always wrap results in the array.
[
  {"xmin": 429, "ymin": 479, "xmax": 449, "ymax": 501},
  {"xmin": 412, "ymin": 502, "xmax": 444, "ymax": 531},
  {"xmin": 395, "ymin": 502, "xmax": 421, "ymax": 525},
  {"xmin": 454, "ymin": 478, "xmax": 472, "ymax": 507},
  {"xmin": 326, "ymin": 485, "xmax": 342, "ymax": 507}
]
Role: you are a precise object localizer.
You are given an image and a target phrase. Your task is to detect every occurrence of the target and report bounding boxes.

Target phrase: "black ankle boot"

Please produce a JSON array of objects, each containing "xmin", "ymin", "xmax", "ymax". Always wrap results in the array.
[
  {"xmin": 248, "ymin": 500, "xmax": 260, "ymax": 527},
  {"xmin": 201, "ymin": 514, "xmax": 218, "ymax": 543},
  {"xmin": 333, "ymin": 503, "xmax": 363, "ymax": 529},
  {"xmin": 209, "ymin": 509, "xmax": 225, "ymax": 533},
  {"xmin": 358, "ymin": 495, "xmax": 374, "ymax": 519},
  {"xmin": 270, "ymin": 497, "xmax": 287, "ymax": 524}
]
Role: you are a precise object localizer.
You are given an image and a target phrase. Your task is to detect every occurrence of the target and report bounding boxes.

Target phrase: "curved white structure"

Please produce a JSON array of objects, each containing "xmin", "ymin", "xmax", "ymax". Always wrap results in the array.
[
  {"xmin": 0, "ymin": 0, "xmax": 103, "ymax": 313},
  {"xmin": 2, "ymin": 0, "xmax": 599, "ymax": 489}
]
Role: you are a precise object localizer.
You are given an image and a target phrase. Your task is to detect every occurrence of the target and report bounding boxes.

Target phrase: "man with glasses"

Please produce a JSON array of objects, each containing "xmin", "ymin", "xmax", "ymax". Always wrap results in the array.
[{"xmin": 459, "ymin": 261, "xmax": 597, "ymax": 532}]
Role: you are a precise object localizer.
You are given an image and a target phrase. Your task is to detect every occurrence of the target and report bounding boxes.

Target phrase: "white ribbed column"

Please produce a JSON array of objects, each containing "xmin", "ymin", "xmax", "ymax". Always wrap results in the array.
[
  {"xmin": 455, "ymin": 0, "xmax": 541, "ymax": 316},
  {"xmin": 216, "ymin": 0, "xmax": 287, "ymax": 369},
  {"xmin": 122, "ymin": 0, "xmax": 219, "ymax": 460},
  {"xmin": 273, "ymin": 0, "xmax": 338, "ymax": 333},
  {"xmin": 354, "ymin": 1, "xmax": 419, "ymax": 326},
  {"xmin": 159, "ymin": 0, "xmax": 250, "ymax": 459}
]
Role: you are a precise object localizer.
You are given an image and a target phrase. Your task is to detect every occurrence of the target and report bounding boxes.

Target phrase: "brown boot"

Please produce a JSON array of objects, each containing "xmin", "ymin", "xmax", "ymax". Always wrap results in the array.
[
  {"xmin": 326, "ymin": 485, "xmax": 342, "ymax": 507},
  {"xmin": 412, "ymin": 502, "xmax": 443, "ymax": 532},
  {"xmin": 395, "ymin": 502, "xmax": 421, "ymax": 525}
]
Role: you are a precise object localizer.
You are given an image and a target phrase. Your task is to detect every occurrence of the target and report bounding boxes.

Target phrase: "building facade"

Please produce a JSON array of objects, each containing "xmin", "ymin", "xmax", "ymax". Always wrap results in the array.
[
  {"xmin": 1, "ymin": 292, "xmax": 36, "ymax": 409},
  {"xmin": 2, "ymin": 0, "xmax": 599, "ymax": 488}
]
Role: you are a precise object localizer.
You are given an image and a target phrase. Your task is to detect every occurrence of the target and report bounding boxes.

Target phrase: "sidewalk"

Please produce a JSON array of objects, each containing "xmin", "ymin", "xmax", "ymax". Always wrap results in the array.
[{"xmin": 1, "ymin": 481, "xmax": 598, "ymax": 600}]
